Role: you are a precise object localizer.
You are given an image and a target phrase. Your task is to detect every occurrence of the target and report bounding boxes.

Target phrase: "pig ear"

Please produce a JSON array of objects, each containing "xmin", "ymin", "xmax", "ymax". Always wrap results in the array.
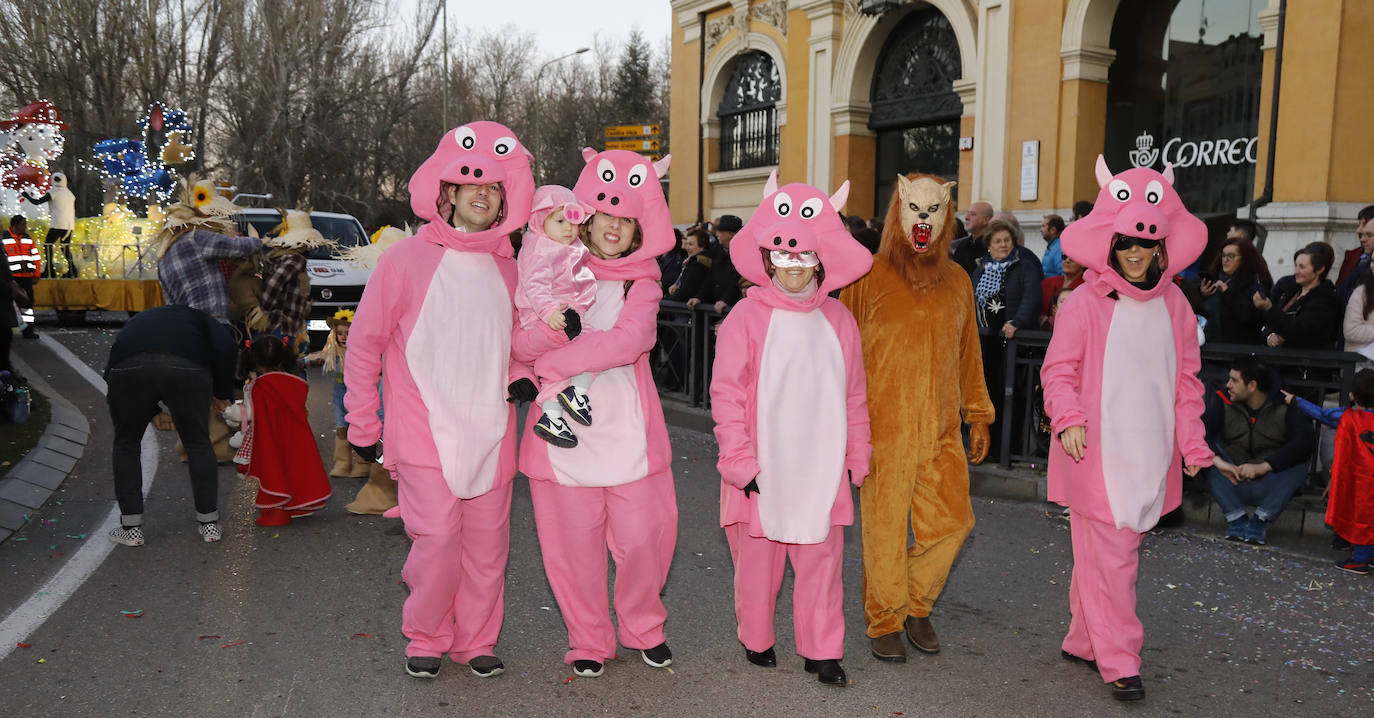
[
  {"xmin": 763, "ymin": 169, "xmax": 779, "ymax": 198},
  {"xmin": 829, "ymin": 180, "xmax": 851, "ymax": 213},
  {"xmin": 581, "ymin": 147, "xmax": 598, "ymax": 162},
  {"xmin": 1162, "ymin": 162, "xmax": 1176, "ymax": 185},
  {"xmin": 652, "ymin": 154, "xmax": 672, "ymax": 178},
  {"xmin": 1095, "ymin": 155, "xmax": 1113, "ymax": 188}
]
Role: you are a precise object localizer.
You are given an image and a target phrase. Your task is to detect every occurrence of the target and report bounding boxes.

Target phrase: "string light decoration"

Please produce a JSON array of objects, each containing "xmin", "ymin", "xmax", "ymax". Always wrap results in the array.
[
  {"xmin": 86, "ymin": 101, "xmax": 196, "ymax": 205},
  {"xmin": 0, "ymin": 99, "xmax": 68, "ymax": 216}
]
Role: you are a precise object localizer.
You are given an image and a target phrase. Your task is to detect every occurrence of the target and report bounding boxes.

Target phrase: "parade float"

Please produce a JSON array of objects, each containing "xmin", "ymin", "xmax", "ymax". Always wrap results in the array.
[{"xmin": 6, "ymin": 101, "xmax": 196, "ymax": 315}]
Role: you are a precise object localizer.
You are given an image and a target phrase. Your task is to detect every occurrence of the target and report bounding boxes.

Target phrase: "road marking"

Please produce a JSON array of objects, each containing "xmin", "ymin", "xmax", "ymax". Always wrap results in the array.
[{"xmin": 0, "ymin": 334, "xmax": 159, "ymax": 662}]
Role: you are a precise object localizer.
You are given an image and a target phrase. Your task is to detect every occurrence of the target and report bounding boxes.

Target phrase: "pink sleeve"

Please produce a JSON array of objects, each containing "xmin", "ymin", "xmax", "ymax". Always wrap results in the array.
[
  {"xmin": 709, "ymin": 308, "xmax": 760, "ymax": 489},
  {"xmin": 532, "ymin": 279, "xmax": 661, "ymax": 381},
  {"xmin": 1040, "ymin": 297, "xmax": 1089, "ymax": 432},
  {"xmin": 518, "ymin": 241, "xmax": 564, "ymax": 323},
  {"xmin": 1170, "ymin": 294, "xmax": 1213, "ymax": 465},
  {"xmin": 832, "ymin": 305, "xmax": 872, "ymax": 485},
  {"xmin": 343, "ymin": 251, "xmax": 397, "ymax": 446}
]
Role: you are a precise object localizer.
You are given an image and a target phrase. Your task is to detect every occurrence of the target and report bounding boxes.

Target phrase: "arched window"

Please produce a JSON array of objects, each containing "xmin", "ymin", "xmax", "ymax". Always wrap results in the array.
[{"xmin": 717, "ymin": 51, "xmax": 781, "ymax": 171}]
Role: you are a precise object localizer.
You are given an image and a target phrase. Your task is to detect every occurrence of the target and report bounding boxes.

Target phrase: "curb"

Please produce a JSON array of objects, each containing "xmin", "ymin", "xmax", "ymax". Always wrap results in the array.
[{"xmin": 0, "ymin": 353, "xmax": 90, "ymax": 544}]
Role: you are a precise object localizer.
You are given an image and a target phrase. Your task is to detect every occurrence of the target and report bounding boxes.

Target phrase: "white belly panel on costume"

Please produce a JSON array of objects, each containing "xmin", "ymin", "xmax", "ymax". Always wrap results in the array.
[
  {"xmin": 405, "ymin": 251, "xmax": 512, "ymax": 499},
  {"xmin": 549, "ymin": 280, "xmax": 648, "ymax": 487},
  {"xmin": 1100, "ymin": 296, "xmax": 1177, "ymax": 531},
  {"xmin": 755, "ymin": 309, "xmax": 847, "ymax": 544}
]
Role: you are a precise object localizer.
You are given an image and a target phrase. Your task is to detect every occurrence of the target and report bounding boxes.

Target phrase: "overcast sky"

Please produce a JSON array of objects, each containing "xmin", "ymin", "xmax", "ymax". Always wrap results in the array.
[{"xmin": 396, "ymin": 1, "xmax": 674, "ymax": 59}]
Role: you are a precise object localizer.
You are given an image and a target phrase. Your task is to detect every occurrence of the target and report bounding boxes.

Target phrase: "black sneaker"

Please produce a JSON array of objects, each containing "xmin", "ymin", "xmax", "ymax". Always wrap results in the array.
[
  {"xmin": 557, "ymin": 386, "xmax": 593, "ymax": 426},
  {"xmin": 21, "ymin": 326, "xmax": 37, "ymax": 339},
  {"xmin": 641, "ymin": 642, "xmax": 673, "ymax": 668},
  {"xmin": 468, "ymin": 655, "xmax": 504, "ymax": 677},
  {"xmin": 745, "ymin": 646, "xmax": 776, "ymax": 667},
  {"xmin": 1060, "ymin": 649, "xmax": 1098, "ymax": 671},
  {"xmin": 572, "ymin": 659, "xmax": 604, "ymax": 677},
  {"xmin": 405, "ymin": 656, "xmax": 442, "ymax": 679},
  {"xmin": 803, "ymin": 658, "xmax": 847, "ymax": 686},
  {"xmin": 533, "ymin": 414, "xmax": 578, "ymax": 448},
  {"xmin": 1111, "ymin": 675, "xmax": 1145, "ymax": 701}
]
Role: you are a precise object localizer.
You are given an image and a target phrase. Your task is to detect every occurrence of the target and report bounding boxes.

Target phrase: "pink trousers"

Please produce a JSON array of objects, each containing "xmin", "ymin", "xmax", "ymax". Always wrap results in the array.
[
  {"xmin": 1063, "ymin": 509, "xmax": 1146, "ymax": 682},
  {"xmin": 528, "ymin": 472, "xmax": 678, "ymax": 663},
  {"xmin": 395, "ymin": 464, "xmax": 512, "ymax": 663},
  {"xmin": 725, "ymin": 524, "xmax": 846, "ymax": 660}
]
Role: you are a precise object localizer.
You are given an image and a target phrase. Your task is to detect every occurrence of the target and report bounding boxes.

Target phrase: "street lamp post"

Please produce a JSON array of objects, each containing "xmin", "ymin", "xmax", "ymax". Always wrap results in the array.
[{"xmin": 532, "ymin": 47, "xmax": 590, "ymax": 184}]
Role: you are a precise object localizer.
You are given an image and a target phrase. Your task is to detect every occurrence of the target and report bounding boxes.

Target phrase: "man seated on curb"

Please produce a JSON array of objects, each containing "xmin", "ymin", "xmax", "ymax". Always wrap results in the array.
[{"xmin": 1202, "ymin": 355, "xmax": 1316, "ymax": 545}]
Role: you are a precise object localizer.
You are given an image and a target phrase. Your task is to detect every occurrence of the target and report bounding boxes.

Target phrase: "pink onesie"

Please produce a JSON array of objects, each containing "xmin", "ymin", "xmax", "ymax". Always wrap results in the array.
[
  {"xmin": 710, "ymin": 174, "xmax": 872, "ymax": 661},
  {"xmin": 1040, "ymin": 156, "xmax": 1213, "ymax": 683},
  {"xmin": 512, "ymin": 149, "xmax": 679, "ymax": 665},
  {"xmin": 344, "ymin": 120, "xmax": 535, "ymax": 663}
]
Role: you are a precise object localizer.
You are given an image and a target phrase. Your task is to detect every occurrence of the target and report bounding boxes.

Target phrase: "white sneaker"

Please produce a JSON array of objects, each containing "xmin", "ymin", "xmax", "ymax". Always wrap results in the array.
[
  {"xmin": 557, "ymin": 387, "xmax": 593, "ymax": 426},
  {"xmin": 109, "ymin": 525, "xmax": 145, "ymax": 547},
  {"xmin": 534, "ymin": 414, "xmax": 578, "ymax": 448},
  {"xmin": 198, "ymin": 522, "xmax": 222, "ymax": 543}
]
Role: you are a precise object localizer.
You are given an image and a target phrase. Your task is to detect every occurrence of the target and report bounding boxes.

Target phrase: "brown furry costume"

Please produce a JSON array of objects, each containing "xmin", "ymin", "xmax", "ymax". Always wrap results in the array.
[{"xmin": 839, "ymin": 174, "xmax": 993, "ymax": 654}]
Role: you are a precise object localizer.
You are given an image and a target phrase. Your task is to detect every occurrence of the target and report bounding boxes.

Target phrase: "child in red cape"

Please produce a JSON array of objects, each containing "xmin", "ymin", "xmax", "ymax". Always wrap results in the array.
[{"xmin": 235, "ymin": 336, "xmax": 332, "ymax": 526}]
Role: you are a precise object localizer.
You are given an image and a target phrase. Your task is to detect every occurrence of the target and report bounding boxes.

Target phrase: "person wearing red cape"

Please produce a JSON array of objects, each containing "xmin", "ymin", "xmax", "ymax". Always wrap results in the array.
[{"xmin": 235, "ymin": 336, "xmax": 331, "ymax": 526}]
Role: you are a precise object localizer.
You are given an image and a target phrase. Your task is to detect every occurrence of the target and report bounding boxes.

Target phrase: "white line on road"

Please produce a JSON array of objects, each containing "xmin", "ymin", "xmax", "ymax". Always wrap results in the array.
[{"xmin": 0, "ymin": 334, "xmax": 159, "ymax": 662}]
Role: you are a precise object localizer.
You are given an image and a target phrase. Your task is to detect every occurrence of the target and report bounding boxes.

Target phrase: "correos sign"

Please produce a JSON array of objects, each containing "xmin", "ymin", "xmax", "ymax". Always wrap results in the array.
[{"xmin": 1128, "ymin": 131, "xmax": 1258, "ymax": 170}]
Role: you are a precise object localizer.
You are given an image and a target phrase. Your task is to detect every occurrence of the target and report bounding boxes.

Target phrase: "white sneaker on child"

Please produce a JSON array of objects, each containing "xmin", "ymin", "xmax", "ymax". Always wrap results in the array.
[
  {"xmin": 198, "ymin": 521, "xmax": 222, "ymax": 543},
  {"xmin": 534, "ymin": 414, "xmax": 578, "ymax": 448},
  {"xmin": 557, "ymin": 386, "xmax": 593, "ymax": 426}
]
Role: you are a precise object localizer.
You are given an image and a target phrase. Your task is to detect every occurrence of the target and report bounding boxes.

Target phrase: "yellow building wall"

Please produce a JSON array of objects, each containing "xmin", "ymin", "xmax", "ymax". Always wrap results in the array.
[
  {"xmin": 1325, "ymin": 0, "xmax": 1374, "ymax": 202},
  {"xmin": 1003, "ymin": 0, "xmax": 1066, "ymax": 210},
  {"xmin": 1054, "ymin": 79, "xmax": 1108, "ymax": 207},
  {"xmin": 780, "ymin": 8, "xmax": 811, "ymax": 187},
  {"xmin": 835, "ymin": 134, "xmax": 877, "ymax": 216},
  {"xmin": 669, "ymin": 17, "xmax": 702, "ymax": 224},
  {"xmin": 1272, "ymin": 0, "xmax": 1341, "ymax": 201}
]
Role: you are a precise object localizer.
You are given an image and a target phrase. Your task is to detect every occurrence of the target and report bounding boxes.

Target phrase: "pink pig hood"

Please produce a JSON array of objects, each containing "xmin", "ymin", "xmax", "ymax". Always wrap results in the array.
[
  {"xmin": 1061, "ymin": 155, "xmax": 1206, "ymax": 301},
  {"xmin": 731, "ymin": 171, "xmax": 874, "ymax": 302},
  {"xmin": 573, "ymin": 149, "xmax": 673, "ymax": 278},
  {"xmin": 528, "ymin": 185, "xmax": 592, "ymax": 233},
  {"xmin": 409, "ymin": 120, "xmax": 535, "ymax": 256}
]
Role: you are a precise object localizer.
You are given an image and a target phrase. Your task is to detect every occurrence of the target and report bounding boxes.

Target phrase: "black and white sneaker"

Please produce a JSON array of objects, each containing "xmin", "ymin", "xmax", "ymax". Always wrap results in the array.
[
  {"xmin": 534, "ymin": 414, "xmax": 578, "ymax": 448},
  {"xmin": 405, "ymin": 656, "xmax": 442, "ymax": 679},
  {"xmin": 198, "ymin": 521, "xmax": 222, "ymax": 543},
  {"xmin": 108, "ymin": 525, "xmax": 144, "ymax": 547},
  {"xmin": 572, "ymin": 659, "xmax": 604, "ymax": 677},
  {"xmin": 557, "ymin": 387, "xmax": 593, "ymax": 426},
  {"xmin": 641, "ymin": 642, "xmax": 673, "ymax": 668},
  {"xmin": 468, "ymin": 655, "xmax": 504, "ymax": 678}
]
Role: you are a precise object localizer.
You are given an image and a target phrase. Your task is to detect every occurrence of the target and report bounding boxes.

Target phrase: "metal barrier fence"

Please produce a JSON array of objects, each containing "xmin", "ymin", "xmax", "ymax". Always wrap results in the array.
[
  {"xmin": 654, "ymin": 306, "xmax": 1364, "ymax": 478},
  {"xmin": 39, "ymin": 241, "xmax": 157, "ymax": 280},
  {"xmin": 988, "ymin": 329, "xmax": 1363, "ymax": 471}
]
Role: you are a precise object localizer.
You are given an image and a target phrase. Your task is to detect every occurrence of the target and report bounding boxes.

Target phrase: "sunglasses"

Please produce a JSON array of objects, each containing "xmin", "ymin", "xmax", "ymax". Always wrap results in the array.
[{"xmin": 1113, "ymin": 236, "xmax": 1162, "ymax": 251}]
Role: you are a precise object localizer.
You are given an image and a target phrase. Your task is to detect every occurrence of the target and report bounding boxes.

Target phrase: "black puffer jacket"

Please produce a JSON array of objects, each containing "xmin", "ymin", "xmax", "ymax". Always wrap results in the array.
[{"xmin": 1263, "ymin": 276, "xmax": 1343, "ymax": 349}]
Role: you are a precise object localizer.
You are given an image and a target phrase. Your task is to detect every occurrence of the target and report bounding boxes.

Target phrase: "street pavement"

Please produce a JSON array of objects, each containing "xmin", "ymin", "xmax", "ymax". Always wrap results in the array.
[{"xmin": 0, "ymin": 325, "xmax": 1370, "ymax": 717}]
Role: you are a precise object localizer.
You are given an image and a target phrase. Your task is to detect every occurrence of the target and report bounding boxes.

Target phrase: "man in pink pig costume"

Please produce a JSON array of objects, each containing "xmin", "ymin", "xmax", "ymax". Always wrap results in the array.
[
  {"xmin": 1040, "ymin": 155, "xmax": 1213, "ymax": 702},
  {"xmin": 512, "ymin": 149, "xmax": 679, "ymax": 680},
  {"xmin": 710, "ymin": 172, "xmax": 873, "ymax": 686},
  {"xmin": 344, "ymin": 120, "xmax": 536, "ymax": 681}
]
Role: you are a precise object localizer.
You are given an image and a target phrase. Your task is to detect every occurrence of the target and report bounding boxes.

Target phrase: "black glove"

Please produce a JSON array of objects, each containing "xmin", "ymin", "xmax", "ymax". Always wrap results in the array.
[
  {"xmin": 350, "ymin": 442, "xmax": 378, "ymax": 464},
  {"xmin": 507, "ymin": 378, "xmax": 538, "ymax": 404},
  {"xmin": 563, "ymin": 309, "xmax": 582, "ymax": 340},
  {"xmin": 743, "ymin": 478, "xmax": 760, "ymax": 497}
]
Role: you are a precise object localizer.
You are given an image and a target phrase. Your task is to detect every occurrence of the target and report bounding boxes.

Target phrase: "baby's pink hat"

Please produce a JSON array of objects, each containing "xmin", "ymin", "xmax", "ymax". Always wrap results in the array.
[{"xmin": 529, "ymin": 184, "xmax": 593, "ymax": 233}]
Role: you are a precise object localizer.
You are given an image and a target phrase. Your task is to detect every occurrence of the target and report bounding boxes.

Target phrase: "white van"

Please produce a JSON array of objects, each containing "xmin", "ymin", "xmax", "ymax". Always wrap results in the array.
[{"xmin": 235, "ymin": 209, "xmax": 371, "ymax": 346}]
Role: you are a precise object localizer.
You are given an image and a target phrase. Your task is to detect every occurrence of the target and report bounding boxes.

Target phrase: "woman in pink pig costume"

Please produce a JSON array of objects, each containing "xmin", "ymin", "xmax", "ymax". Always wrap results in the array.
[
  {"xmin": 513, "ymin": 148, "xmax": 678, "ymax": 680},
  {"xmin": 1040, "ymin": 155, "xmax": 1213, "ymax": 702},
  {"xmin": 343, "ymin": 120, "xmax": 536, "ymax": 681},
  {"xmin": 513, "ymin": 184, "xmax": 599, "ymax": 447},
  {"xmin": 709, "ymin": 172, "xmax": 872, "ymax": 687}
]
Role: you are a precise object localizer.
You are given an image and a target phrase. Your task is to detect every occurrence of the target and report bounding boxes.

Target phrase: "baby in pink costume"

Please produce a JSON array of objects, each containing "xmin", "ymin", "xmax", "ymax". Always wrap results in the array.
[
  {"xmin": 344, "ymin": 121, "xmax": 535, "ymax": 679},
  {"xmin": 710, "ymin": 171, "xmax": 872, "ymax": 686},
  {"xmin": 1040, "ymin": 156, "xmax": 1213, "ymax": 701},
  {"xmin": 512, "ymin": 149, "xmax": 678, "ymax": 679},
  {"xmin": 514, "ymin": 185, "xmax": 600, "ymax": 447}
]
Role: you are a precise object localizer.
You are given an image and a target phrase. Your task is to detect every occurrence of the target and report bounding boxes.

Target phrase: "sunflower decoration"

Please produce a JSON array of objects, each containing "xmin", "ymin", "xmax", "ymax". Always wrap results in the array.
[{"xmin": 155, "ymin": 175, "xmax": 240, "ymax": 258}]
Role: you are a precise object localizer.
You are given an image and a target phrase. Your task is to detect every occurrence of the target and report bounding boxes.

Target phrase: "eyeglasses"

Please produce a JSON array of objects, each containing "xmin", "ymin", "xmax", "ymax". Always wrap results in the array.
[
  {"xmin": 1221, "ymin": 252, "xmax": 1241, "ymax": 259},
  {"xmin": 1113, "ymin": 236, "xmax": 1162, "ymax": 251}
]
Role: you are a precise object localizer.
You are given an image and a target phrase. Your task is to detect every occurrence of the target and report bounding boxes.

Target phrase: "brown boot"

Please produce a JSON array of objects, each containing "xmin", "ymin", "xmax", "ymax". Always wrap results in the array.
[
  {"xmin": 345, "ymin": 463, "xmax": 399, "ymax": 515},
  {"xmin": 904, "ymin": 616, "xmax": 940, "ymax": 654},
  {"xmin": 329, "ymin": 427, "xmax": 354, "ymax": 477},
  {"xmin": 870, "ymin": 631, "xmax": 907, "ymax": 662}
]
